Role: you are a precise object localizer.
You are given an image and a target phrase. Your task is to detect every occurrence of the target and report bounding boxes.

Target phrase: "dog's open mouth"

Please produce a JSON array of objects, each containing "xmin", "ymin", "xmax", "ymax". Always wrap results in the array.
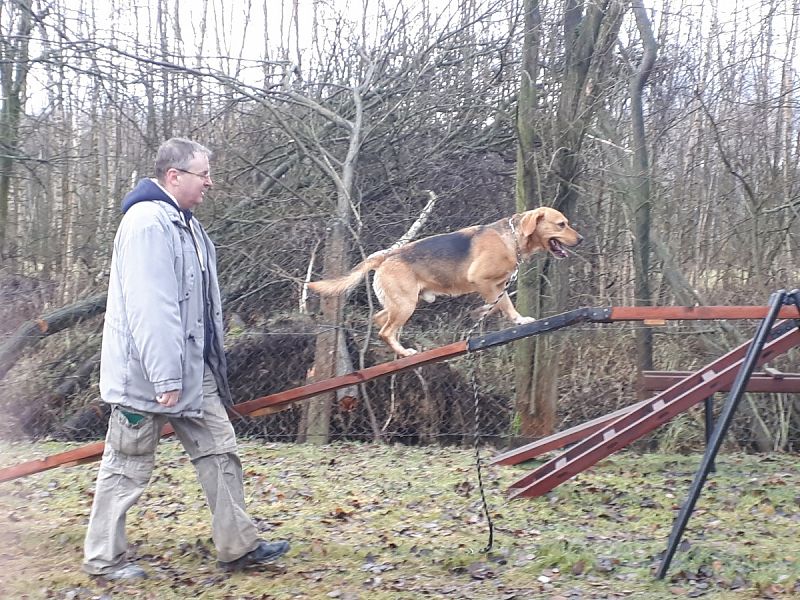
[{"xmin": 548, "ymin": 238, "xmax": 569, "ymax": 259}]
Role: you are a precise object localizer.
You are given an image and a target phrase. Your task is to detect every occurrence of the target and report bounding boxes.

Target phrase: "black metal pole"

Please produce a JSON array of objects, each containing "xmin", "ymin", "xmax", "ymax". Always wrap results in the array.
[
  {"xmin": 655, "ymin": 290, "xmax": 788, "ymax": 579},
  {"xmin": 703, "ymin": 395, "xmax": 715, "ymax": 473}
]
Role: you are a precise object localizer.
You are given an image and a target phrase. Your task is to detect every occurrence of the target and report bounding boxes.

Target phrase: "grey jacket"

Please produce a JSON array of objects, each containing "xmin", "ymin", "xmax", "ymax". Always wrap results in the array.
[{"xmin": 99, "ymin": 178, "xmax": 232, "ymax": 416}]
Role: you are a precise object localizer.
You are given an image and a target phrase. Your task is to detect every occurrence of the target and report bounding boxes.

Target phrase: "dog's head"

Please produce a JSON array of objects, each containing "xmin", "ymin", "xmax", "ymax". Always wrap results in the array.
[{"xmin": 517, "ymin": 207, "xmax": 583, "ymax": 259}]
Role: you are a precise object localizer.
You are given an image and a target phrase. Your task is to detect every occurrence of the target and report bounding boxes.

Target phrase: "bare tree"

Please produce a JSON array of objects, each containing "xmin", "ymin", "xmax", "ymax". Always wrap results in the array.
[
  {"xmin": 627, "ymin": 0, "xmax": 658, "ymax": 386},
  {"xmin": 0, "ymin": 0, "xmax": 34, "ymax": 257}
]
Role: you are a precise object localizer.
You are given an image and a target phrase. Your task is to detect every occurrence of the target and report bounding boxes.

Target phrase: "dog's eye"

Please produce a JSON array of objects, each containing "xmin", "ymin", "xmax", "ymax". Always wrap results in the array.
[{"xmin": 558, "ymin": 221, "xmax": 566, "ymax": 228}]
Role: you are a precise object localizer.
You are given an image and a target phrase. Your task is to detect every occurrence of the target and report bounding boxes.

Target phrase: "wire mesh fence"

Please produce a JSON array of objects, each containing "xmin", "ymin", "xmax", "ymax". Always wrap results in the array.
[{"xmin": 1, "ymin": 284, "xmax": 799, "ymax": 454}]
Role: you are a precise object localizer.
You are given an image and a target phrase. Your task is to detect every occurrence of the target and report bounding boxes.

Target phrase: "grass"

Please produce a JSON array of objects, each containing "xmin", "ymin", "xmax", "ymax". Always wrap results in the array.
[{"xmin": 1, "ymin": 441, "xmax": 799, "ymax": 599}]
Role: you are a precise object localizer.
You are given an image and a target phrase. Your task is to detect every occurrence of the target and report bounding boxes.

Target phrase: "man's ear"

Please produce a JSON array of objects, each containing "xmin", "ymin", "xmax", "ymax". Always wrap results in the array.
[
  {"xmin": 164, "ymin": 168, "xmax": 178, "ymax": 186},
  {"xmin": 519, "ymin": 208, "xmax": 545, "ymax": 237}
]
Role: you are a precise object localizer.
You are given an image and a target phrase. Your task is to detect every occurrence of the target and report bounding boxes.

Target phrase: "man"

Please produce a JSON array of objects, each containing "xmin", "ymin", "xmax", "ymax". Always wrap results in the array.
[{"xmin": 83, "ymin": 138, "xmax": 289, "ymax": 580}]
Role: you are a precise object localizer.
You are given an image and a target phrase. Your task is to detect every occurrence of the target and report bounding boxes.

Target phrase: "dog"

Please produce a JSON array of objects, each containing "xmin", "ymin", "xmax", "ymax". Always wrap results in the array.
[{"xmin": 308, "ymin": 206, "xmax": 583, "ymax": 357}]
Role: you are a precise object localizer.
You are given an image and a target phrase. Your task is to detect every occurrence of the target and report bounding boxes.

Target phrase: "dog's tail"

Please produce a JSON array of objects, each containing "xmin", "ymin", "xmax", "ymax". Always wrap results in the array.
[{"xmin": 308, "ymin": 251, "xmax": 389, "ymax": 296}]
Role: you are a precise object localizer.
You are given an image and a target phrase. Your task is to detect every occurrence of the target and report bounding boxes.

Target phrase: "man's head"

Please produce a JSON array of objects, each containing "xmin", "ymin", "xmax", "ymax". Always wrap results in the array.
[{"xmin": 155, "ymin": 138, "xmax": 213, "ymax": 211}]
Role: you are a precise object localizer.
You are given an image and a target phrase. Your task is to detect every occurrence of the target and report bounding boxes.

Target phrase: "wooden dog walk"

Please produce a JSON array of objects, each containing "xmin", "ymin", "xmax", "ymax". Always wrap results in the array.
[
  {"xmin": 1, "ymin": 303, "xmax": 798, "ymax": 484},
  {"xmin": 496, "ymin": 318, "xmax": 800, "ymax": 499}
]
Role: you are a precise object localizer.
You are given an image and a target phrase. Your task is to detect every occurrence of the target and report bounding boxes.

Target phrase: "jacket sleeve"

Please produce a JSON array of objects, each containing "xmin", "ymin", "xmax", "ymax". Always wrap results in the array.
[{"xmin": 116, "ymin": 210, "xmax": 184, "ymax": 394}]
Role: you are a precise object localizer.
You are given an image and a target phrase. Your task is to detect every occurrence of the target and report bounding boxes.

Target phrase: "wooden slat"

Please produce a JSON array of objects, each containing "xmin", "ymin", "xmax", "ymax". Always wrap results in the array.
[
  {"xmin": 489, "ymin": 399, "xmax": 648, "ymax": 466},
  {"xmin": 641, "ymin": 371, "xmax": 800, "ymax": 393}
]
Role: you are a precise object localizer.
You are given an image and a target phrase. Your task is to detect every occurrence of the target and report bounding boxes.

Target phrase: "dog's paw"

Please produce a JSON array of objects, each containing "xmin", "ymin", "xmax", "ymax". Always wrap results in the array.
[
  {"xmin": 514, "ymin": 316, "xmax": 536, "ymax": 325},
  {"xmin": 398, "ymin": 348, "xmax": 418, "ymax": 357}
]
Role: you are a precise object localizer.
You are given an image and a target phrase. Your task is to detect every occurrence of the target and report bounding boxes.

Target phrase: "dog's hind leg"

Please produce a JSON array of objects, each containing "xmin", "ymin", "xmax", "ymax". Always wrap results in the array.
[
  {"xmin": 371, "ymin": 307, "xmax": 413, "ymax": 356},
  {"xmin": 374, "ymin": 309, "xmax": 389, "ymax": 329},
  {"xmin": 374, "ymin": 308, "xmax": 414, "ymax": 355},
  {"xmin": 372, "ymin": 262, "xmax": 421, "ymax": 357},
  {"xmin": 378, "ymin": 304, "xmax": 417, "ymax": 357}
]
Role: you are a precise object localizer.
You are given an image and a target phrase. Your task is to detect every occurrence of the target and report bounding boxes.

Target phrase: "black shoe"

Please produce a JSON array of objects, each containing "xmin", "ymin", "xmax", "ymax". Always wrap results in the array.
[{"xmin": 218, "ymin": 540, "xmax": 290, "ymax": 571}]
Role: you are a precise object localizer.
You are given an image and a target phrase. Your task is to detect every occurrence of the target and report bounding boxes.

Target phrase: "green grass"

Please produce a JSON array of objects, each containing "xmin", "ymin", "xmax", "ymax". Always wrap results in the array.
[{"xmin": 1, "ymin": 441, "xmax": 799, "ymax": 599}]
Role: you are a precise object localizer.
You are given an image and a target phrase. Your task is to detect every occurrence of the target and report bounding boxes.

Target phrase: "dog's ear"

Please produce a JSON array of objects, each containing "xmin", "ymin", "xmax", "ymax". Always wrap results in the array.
[{"xmin": 519, "ymin": 208, "xmax": 546, "ymax": 237}]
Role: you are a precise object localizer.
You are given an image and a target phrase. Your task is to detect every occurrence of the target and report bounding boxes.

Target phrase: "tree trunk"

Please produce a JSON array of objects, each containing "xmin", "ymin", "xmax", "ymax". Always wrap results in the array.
[
  {"xmin": 305, "ymin": 217, "xmax": 347, "ymax": 444},
  {"xmin": 304, "ymin": 64, "xmax": 371, "ymax": 444},
  {"xmin": 514, "ymin": 0, "xmax": 622, "ymax": 437},
  {"xmin": 629, "ymin": 0, "xmax": 658, "ymax": 393},
  {"xmin": 0, "ymin": 0, "xmax": 33, "ymax": 257},
  {"xmin": 0, "ymin": 293, "xmax": 108, "ymax": 383},
  {"xmin": 513, "ymin": 0, "xmax": 549, "ymax": 436}
]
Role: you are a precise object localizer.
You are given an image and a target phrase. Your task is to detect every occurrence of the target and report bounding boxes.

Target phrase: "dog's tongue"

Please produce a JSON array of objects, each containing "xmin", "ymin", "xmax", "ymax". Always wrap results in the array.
[{"xmin": 549, "ymin": 239, "xmax": 568, "ymax": 258}]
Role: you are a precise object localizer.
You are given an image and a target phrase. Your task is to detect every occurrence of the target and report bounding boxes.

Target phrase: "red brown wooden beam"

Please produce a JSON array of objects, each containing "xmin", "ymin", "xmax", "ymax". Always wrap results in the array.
[
  {"xmin": 641, "ymin": 371, "xmax": 800, "ymax": 393},
  {"xmin": 0, "ymin": 341, "xmax": 468, "ymax": 483},
  {"xmin": 508, "ymin": 322, "xmax": 800, "ymax": 498},
  {"xmin": 490, "ymin": 399, "xmax": 649, "ymax": 466},
  {"xmin": 490, "ymin": 311, "xmax": 800, "ymax": 466},
  {"xmin": 0, "ymin": 440, "xmax": 108, "ymax": 482},
  {"xmin": 487, "ymin": 367, "xmax": 795, "ymax": 466},
  {"xmin": 609, "ymin": 306, "xmax": 800, "ymax": 321},
  {"xmin": 237, "ymin": 341, "xmax": 467, "ymax": 417}
]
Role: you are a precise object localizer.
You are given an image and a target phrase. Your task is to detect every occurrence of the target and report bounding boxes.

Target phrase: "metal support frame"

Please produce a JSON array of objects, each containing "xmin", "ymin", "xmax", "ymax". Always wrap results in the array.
[
  {"xmin": 655, "ymin": 289, "xmax": 800, "ymax": 578},
  {"xmin": 703, "ymin": 395, "xmax": 716, "ymax": 473}
]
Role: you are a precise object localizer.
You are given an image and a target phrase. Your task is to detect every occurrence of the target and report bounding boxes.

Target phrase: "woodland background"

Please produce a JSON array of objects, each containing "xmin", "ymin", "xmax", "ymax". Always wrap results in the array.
[{"xmin": 0, "ymin": 0, "xmax": 798, "ymax": 452}]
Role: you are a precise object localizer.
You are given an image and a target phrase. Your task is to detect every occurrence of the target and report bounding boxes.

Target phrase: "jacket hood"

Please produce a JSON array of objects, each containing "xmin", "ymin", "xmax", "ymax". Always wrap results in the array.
[{"xmin": 121, "ymin": 178, "xmax": 192, "ymax": 223}]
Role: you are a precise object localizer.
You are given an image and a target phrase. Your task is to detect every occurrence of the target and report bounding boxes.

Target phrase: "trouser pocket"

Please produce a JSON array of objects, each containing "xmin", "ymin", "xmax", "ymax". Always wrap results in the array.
[{"xmin": 107, "ymin": 406, "xmax": 159, "ymax": 456}]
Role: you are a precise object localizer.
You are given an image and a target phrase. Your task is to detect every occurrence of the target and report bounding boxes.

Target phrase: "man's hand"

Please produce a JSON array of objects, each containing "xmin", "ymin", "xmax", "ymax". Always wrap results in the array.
[{"xmin": 156, "ymin": 390, "xmax": 180, "ymax": 408}]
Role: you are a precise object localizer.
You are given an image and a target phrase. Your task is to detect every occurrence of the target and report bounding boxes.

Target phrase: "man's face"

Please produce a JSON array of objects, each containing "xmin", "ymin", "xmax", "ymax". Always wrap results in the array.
[{"xmin": 167, "ymin": 153, "xmax": 212, "ymax": 210}]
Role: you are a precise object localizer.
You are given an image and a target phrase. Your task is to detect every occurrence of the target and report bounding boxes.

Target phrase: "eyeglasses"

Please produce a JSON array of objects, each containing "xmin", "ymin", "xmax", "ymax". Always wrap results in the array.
[{"xmin": 174, "ymin": 168, "xmax": 212, "ymax": 180}]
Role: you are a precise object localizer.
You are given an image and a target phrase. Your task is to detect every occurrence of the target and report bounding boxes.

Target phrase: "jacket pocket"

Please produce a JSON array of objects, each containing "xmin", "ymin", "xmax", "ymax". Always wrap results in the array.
[{"xmin": 107, "ymin": 407, "xmax": 158, "ymax": 456}]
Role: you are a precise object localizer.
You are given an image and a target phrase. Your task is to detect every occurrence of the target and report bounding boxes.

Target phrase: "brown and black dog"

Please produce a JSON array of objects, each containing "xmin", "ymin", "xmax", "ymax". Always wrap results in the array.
[{"xmin": 308, "ymin": 206, "xmax": 583, "ymax": 357}]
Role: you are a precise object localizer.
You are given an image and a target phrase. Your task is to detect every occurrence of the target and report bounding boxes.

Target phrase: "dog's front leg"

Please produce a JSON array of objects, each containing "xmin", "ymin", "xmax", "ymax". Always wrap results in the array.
[
  {"xmin": 496, "ymin": 292, "xmax": 536, "ymax": 324},
  {"xmin": 472, "ymin": 265, "xmax": 536, "ymax": 324},
  {"xmin": 477, "ymin": 285, "xmax": 535, "ymax": 325}
]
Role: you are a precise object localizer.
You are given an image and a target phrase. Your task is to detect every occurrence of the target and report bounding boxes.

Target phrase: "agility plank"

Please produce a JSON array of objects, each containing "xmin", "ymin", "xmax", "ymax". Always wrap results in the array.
[
  {"xmin": 609, "ymin": 305, "xmax": 800, "ymax": 321},
  {"xmin": 0, "ymin": 341, "xmax": 468, "ymax": 483},
  {"xmin": 489, "ymin": 400, "xmax": 649, "ymax": 466},
  {"xmin": 507, "ymin": 321, "xmax": 800, "ymax": 499},
  {"xmin": 493, "ymin": 321, "xmax": 800, "ymax": 467}
]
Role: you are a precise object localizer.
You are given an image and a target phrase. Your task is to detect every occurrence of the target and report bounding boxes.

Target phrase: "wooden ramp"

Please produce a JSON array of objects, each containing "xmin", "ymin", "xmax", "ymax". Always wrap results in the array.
[
  {"xmin": 0, "ymin": 341, "xmax": 469, "ymax": 483},
  {"xmin": 503, "ymin": 319, "xmax": 800, "ymax": 499}
]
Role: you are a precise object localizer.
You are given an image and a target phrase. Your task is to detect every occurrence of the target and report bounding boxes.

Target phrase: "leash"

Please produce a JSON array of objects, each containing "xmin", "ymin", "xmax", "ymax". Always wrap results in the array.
[
  {"xmin": 469, "ymin": 363, "xmax": 495, "ymax": 553},
  {"xmin": 465, "ymin": 215, "xmax": 523, "ymax": 554}
]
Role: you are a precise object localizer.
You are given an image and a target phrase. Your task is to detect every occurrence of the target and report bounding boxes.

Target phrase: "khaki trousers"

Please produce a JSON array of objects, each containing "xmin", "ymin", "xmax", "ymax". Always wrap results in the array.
[{"xmin": 82, "ymin": 366, "xmax": 259, "ymax": 575}]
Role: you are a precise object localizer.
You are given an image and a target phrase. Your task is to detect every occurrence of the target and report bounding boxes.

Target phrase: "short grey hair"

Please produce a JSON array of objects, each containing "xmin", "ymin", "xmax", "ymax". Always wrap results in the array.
[{"xmin": 154, "ymin": 138, "xmax": 212, "ymax": 181}]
